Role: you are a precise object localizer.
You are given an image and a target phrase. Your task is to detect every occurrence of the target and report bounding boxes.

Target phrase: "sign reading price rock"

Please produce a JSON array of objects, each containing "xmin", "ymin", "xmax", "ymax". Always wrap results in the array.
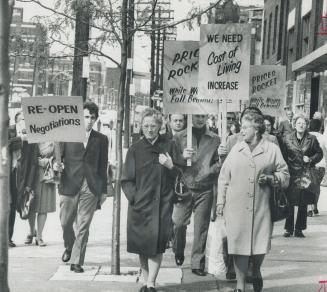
[
  {"xmin": 163, "ymin": 41, "xmax": 217, "ymax": 114},
  {"xmin": 198, "ymin": 23, "xmax": 251, "ymax": 101},
  {"xmin": 21, "ymin": 96, "xmax": 86, "ymax": 143},
  {"xmin": 248, "ymin": 65, "xmax": 286, "ymax": 116}
]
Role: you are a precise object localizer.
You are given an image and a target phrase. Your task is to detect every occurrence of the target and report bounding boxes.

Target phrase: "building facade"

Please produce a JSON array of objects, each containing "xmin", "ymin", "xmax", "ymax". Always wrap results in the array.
[
  {"xmin": 9, "ymin": 7, "xmax": 49, "ymax": 101},
  {"xmin": 263, "ymin": 0, "xmax": 327, "ymax": 117}
]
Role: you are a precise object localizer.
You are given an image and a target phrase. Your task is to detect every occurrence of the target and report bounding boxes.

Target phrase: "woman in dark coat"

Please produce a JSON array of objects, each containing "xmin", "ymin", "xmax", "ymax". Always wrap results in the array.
[
  {"xmin": 282, "ymin": 113, "xmax": 323, "ymax": 238},
  {"xmin": 122, "ymin": 108, "xmax": 179, "ymax": 292}
]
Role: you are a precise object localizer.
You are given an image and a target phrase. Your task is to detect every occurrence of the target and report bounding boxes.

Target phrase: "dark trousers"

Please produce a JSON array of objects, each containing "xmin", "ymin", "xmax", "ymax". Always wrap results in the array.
[
  {"xmin": 172, "ymin": 190, "xmax": 213, "ymax": 270},
  {"xmin": 284, "ymin": 205, "xmax": 307, "ymax": 232},
  {"xmin": 223, "ymin": 236, "xmax": 235, "ymax": 275},
  {"xmin": 9, "ymin": 168, "xmax": 18, "ymax": 241}
]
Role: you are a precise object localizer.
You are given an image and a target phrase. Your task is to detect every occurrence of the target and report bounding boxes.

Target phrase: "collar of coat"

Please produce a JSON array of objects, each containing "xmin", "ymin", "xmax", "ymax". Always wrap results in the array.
[
  {"xmin": 287, "ymin": 130, "xmax": 314, "ymax": 145},
  {"xmin": 236, "ymin": 138, "xmax": 271, "ymax": 158}
]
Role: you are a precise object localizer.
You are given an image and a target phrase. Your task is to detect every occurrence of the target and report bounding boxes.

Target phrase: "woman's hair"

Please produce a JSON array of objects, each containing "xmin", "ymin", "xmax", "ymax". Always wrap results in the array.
[
  {"xmin": 292, "ymin": 112, "xmax": 309, "ymax": 128},
  {"xmin": 140, "ymin": 107, "xmax": 163, "ymax": 128},
  {"xmin": 240, "ymin": 106, "xmax": 262, "ymax": 120},
  {"xmin": 242, "ymin": 112, "xmax": 266, "ymax": 136}
]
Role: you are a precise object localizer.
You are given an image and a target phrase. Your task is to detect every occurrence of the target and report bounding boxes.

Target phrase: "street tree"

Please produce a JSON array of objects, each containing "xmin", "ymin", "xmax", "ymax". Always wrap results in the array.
[
  {"xmin": 15, "ymin": 0, "xmax": 223, "ymax": 275},
  {"xmin": 0, "ymin": 0, "xmax": 15, "ymax": 291}
]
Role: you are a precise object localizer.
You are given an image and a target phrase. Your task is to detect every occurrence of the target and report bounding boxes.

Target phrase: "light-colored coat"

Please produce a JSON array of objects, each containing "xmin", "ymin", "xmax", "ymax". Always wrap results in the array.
[{"xmin": 218, "ymin": 139, "xmax": 289, "ymax": 255}]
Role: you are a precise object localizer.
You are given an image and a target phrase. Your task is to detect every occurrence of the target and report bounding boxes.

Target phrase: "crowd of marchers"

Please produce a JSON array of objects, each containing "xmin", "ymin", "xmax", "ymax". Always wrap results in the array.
[{"xmin": 7, "ymin": 101, "xmax": 327, "ymax": 292}]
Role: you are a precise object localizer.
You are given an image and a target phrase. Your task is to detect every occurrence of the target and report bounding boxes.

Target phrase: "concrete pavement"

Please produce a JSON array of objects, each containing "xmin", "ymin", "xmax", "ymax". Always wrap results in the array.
[{"xmin": 7, "ymin": 187, "xmax": 327, "ymax": 292}]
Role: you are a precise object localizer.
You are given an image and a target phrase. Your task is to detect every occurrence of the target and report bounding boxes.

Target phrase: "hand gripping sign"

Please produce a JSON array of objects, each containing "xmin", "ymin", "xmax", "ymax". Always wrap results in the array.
[{"xmin": 21, "ymin": 96, "xmax": 86, "ymax": 143}]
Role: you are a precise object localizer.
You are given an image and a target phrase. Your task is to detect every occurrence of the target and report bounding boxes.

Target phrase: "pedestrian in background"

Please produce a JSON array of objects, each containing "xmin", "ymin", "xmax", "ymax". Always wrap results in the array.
[
  {"xmin": 282, "ymin": 113, "xmax": 323, "ymax": 238},
  {"xmin": 122, "ymin": 108, "xmax": 179, "ymax": 292},
  {"xmin": 59, "ymin": 101, "xmax": 108, "ymax": 273},
  {"xmin": 308, "ymin": 118, "xmax": 325, "ymax": 216},
  {"xmin": 278, "ymin": 110, "xmax": 294, "ymax": 138},
  {"xmin": 217, "ymin": 111, "xmax": 289, "ymax": 292},
  {"xmin": 172, "ymin": 114, "xmax": 221, "ymax": 276},
  {"xmin": 16, "ymin": 116, "xmax": 39, "ymax": 245},
  {"xmin": 166, "ymin": 114, "xmax": 186, "ymax": 139},
  {"xmin": 24, "ymin": 142, "xmax": 57, "ymax": 246},
  {"xmin": 8, "ymin": 111, "xmax": 24, "ymax": 247}
]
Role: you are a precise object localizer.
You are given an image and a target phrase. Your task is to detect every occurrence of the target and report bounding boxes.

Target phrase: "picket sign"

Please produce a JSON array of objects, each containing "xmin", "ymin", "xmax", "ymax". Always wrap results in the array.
[{"xmin": 187, "ymin": 115, "xmax": 192, "ymax": 166}]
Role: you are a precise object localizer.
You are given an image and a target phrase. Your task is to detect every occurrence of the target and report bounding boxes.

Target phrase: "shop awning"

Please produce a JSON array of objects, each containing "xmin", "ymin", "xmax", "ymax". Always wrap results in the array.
[{"xmin": 292, "ymin": 42, "xmax": 327, "ymax": 72}]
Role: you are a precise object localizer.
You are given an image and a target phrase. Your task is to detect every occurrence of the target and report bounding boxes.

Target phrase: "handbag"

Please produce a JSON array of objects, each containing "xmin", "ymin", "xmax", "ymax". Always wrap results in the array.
[
  {"xmin": 270, "ymin": 177, "xmax": 290, "ymax": 222},
  {"xmin": 18, "ymin": 188, "xmax": 35, "ymax": 220},
  {"xmin": 293, "ymin": 166, "xmax": 319, "ymax": 197},
  {"xmin": 42, "ymin": 158, "xmax": 59, "ymax": 184}
]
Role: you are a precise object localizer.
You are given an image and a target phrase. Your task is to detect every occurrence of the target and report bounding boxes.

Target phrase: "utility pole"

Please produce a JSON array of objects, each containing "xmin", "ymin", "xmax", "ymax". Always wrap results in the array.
[
  {"xmin": 71, "ymin": 0, "xmax": 90, "ymax": 100},
  {"xmin": 124, "ymin": 0, "xmax": 134, "ymax": 148},
  {"xmin": 149, "ymin": 3, "xmax": 156, "ymax": 108}
]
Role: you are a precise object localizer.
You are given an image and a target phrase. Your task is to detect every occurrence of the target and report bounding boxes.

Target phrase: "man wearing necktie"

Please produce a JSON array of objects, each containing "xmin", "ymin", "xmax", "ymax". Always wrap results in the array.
[{"xmin": 58, "ymin": 101, "xmax": 108, "ymax": 273}]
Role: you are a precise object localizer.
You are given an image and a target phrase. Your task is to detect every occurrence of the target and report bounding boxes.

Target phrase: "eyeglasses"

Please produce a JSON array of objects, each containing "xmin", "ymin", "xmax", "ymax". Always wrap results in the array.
[
  {"xmin": 227, "ymin": 117, "xmax": 236, "ymax": 121},
  {"xmin": 142, "ymin": 125, "xmax": 158, "ymax": 130}
]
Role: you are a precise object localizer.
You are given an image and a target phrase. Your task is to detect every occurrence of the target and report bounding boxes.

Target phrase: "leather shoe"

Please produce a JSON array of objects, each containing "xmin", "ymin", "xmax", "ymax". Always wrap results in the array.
[
  {"xmin": 294, "ymin": 230, "xmax": 305, "ymax": 238},
  {"xmin": 226, "ymin": 271, "xmax": 236, "ymax": 280},
  {"xmin": 139, "ymin": 285, "xmax": 147, "ymax": 292},
  {"xmin": 175, "ymin": 254, "xmax": 184, "ymax": 266},
  {"xmin": 192, "ymin": 269, "xmax": 206, "ymax": 276},
  {"xmin": 9, "ymin": 240, "xmax": 16, "ymax": 248},
  {"xmin": 62, "ymin": 249, "xmax": 72, "ymax": 263},
  {"xmin": 70, "ymin": 264, "xmax": 84, "ymax": 273},
  {"xmin": 283, "ymin": 231, "xmax": 293, "ymax": 237}
]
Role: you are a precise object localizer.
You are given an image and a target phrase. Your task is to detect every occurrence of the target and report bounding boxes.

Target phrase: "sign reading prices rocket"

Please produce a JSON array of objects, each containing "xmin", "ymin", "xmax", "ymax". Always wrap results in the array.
[
  {"xmin": 163, "ymin": 41, "xmax": 217, "ymax": 114},
  {"xmin": 198, "ymin": 24, "xmax": 251, "ymax": 101}
]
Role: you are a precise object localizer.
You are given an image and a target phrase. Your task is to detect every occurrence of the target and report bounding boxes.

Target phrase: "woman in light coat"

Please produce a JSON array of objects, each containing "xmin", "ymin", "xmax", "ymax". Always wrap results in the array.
[{"xmin": 217, "ymin": 112, "xmax": 289, "ymax": 292}]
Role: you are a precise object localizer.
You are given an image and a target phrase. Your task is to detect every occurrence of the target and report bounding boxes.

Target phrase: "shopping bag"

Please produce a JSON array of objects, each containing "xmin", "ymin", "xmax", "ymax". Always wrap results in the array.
[{"xmin": 205, "ymin": 218, "xmax": 227, "ymax": 276}]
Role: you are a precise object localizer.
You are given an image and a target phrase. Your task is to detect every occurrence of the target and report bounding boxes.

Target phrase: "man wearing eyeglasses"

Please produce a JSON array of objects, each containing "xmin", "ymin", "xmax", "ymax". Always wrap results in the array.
[{"xmin": 58, "ymin": 101, "xmax": 108, "ymax": 273}]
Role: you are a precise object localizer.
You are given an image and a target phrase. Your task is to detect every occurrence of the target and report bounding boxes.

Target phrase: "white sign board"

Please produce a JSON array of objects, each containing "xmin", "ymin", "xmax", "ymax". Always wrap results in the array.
[
  {"xmin": 163, "ymin": 41, "xmax": 217, "ymax": 114},
  {"xmin": 21, "ymin": 96, "xmax": 86, "ymax": 143},
  {"xmin": 198, "ymin": 23, "xmax": 251, "ymax": 101},
  {"xmin": 247, "ymin": 65, "xmax": 286, "ymax": 116}
]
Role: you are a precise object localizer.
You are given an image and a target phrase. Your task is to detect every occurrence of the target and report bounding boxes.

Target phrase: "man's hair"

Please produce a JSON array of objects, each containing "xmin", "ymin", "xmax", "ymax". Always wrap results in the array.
[
  {"xmin": 241, "ymin": 106, "xmax": 262, "ymax": 119},
  {"xmin": 140, "ymin": 107, "xmax": 163, "ymax": 128},
  {"xmin": 84, "ymin": 100, "xmax": 99, "ymax": 119},
  {"xmin": 242, "ymin": 112, "xmax": 266, "ymax": 136},
  {"xmin": 169, "ymin": 114, "xmax": 186, "ymax": 121}
]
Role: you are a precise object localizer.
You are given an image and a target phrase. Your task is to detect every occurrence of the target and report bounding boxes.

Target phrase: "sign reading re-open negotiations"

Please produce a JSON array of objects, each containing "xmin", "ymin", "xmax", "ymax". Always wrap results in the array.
[
  {"xmin": 198, "ymin": 23, "xmax": 251, "ymax": 101},
  {"xmin": 248, "ymin": 65, "xmax": 286, "ymax": 116},
  {"xmin": 21, "ymin": 96, "xmax": 86, "ymax": 143}
]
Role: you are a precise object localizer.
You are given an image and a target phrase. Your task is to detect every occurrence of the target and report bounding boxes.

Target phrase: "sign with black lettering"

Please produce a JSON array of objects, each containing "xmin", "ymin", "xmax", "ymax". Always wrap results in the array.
[
  {"xmin": 198, "ymin": 24, "xmax": 251, "ymax": 101},
  {"xmin": 163, "ymin": 41, "xmax": 217, "ymax": 114},
  {"xmin": 21, "ymin": 96, "xmax": 86, "ymax": 143},
  {"xmin": 248, "ymin": 65, "xmax": 286, "ymax": 116}
]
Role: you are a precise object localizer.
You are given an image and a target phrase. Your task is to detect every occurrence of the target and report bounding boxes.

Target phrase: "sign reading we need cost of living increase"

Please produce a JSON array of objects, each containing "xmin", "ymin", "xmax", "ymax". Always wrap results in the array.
[
  {"xmin": 163, "ymin": 41, "xmax": 217, "ymax": 114},
  {"xmin": 198, "ymin": 23, "xmax": 251, "ymax": 101},
  {"xmin": 21, "ymin": 96, "xmax": 86, "ymax": 143},
  {"xmin": 248, "ymin": 65, "xmax": 286, "ymax": 116}
]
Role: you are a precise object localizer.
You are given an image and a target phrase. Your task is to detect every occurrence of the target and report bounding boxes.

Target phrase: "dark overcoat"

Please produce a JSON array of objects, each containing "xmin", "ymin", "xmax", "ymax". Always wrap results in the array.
[
  {"xmin": 282, "ymin": 131, "xmax": 323, "ymax": 205},
  {"xmin": 121, "ymin": 135, "xmax": 179, "ymax": 256}
]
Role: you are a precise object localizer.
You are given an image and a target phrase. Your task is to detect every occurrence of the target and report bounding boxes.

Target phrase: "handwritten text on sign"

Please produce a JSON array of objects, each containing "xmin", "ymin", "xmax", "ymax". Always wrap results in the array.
[
  {"xmin": 198, "ymin": 24, "xmax": 251, "ymax": 101},
  {"xmin": 21, "ymin": 96, "xmax": 86, "ymax": 143},
  {"xmin": 248, "ymin": 65, "xmax": 286, "ymax": 116},
  {"xmin": 163, "ymin": 41, "xmax": 217, "ymax": 114}
]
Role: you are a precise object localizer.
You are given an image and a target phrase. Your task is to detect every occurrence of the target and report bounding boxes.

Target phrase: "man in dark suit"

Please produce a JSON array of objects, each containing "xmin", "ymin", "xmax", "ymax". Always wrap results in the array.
[
  {"xmin": 58, "ymin": 101, "xmax": 108, "ymax": 273},
  {"xmin": 278, "ymin": 110, "xmax": 294, "ymax": 137}
]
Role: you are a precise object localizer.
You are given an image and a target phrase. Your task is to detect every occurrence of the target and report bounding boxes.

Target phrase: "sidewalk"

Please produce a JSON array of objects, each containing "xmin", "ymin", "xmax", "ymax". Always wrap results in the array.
[{"xmin": 8, "ymin": 188, "xmax": 327, "ymax": 292}]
